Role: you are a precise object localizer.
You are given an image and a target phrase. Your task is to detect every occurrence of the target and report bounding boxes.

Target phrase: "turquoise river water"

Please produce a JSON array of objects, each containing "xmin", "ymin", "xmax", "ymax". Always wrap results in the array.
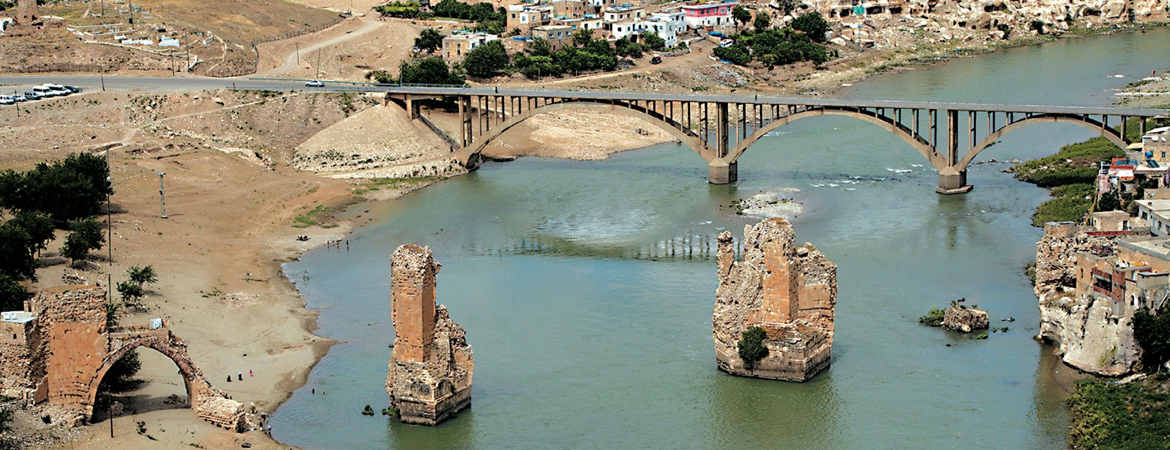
[{"xmin": 271, "ymin": 29, "xmax": 1170, "ymax": 449}]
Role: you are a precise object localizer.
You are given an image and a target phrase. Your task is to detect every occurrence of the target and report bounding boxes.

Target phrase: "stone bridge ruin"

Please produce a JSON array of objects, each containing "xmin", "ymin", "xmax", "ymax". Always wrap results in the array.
[{"xmin": 0, "ymin": 285, "xmax": 244, "ymax": 430}]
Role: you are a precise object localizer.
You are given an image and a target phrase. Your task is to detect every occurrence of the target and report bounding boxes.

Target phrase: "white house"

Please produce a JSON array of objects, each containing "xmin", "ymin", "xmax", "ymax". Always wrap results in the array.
[{"xmin": 681, "ymin": 1, "xmax": 737, "ymax": 29}]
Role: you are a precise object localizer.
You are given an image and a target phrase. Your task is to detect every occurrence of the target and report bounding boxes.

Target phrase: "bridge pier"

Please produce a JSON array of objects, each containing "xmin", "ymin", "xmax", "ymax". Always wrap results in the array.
[
  {"xmin": 708, "ymin": 161, "xmax": 737, "ymax": 184},
  {"xmin": 936, "ymin": 167, "xmax": 972, "ymax": 194}
]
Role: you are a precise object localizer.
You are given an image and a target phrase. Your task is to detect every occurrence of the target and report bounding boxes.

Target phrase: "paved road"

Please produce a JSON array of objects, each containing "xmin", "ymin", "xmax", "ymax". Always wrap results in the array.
[{"xmin": 1, "ymin": 75, "xmax": 1166, "ymax": 116}]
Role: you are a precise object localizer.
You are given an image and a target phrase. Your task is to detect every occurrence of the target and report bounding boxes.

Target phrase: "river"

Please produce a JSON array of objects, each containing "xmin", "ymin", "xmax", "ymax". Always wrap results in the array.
[{"xmin": 271, "ymin": 28, "xmax": 1170, "ymax": 449}]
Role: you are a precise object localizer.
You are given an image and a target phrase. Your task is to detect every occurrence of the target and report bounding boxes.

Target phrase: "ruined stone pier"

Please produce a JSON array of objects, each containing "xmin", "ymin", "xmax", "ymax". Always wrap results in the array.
[
  {"xmin": 386, "ymin": 244, "xmax": 474, "ymax": 425},
  {"xmin": 712, "ymin": 218, "xmax": 837, "ymax": 382}
]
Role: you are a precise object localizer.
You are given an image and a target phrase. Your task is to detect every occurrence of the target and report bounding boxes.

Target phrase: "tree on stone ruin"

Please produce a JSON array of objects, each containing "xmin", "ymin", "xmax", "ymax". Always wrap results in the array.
[
  {"xmin": 738, "ymin": 326, "xmax": 769, "ymax": 367},
  {"xmin": 415, "ymin": 28, "xmax": 443, "ymax": 54}
]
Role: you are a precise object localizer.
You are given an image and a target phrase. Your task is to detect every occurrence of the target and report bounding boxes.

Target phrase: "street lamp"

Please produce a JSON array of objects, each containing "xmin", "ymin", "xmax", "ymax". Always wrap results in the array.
[{"xmin": 157, "ymin": 172, "xmax": 168, "ymax": 219}]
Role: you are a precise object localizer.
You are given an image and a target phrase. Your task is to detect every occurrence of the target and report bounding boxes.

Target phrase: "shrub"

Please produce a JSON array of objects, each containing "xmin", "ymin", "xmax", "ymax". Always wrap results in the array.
[
  {"xmin": 753, "ymin": 11, "xmax": 771, "ymax": 31},
  {"xmin": 641, "ymin": 32, "xmax": 666, "ymax": 51},
  {"xmin": 1068, "ymin": 377, "xmax": 1170, "ymax": 449},
  {"xmin": 919, "ymin": 308, "xmax": 945, "ymax": 327},
  {"xmin": 737, "ymin": 326, "xmax": 769, "ymax": 366},
  {"xmin": 714, "ymin": 43, "xmax": 752, "ymax": 65},
  {"xmin": 0, "ymin": 274, "xmax": 27, "ymax": 312},
  {"xmin": 398, "ymin": 58, "xmax": 466, "ymax": 85},
  {"xmin": 117, "ymin": 281, "xmax": 145, "ymax": 310},
  {"xmin": 362, "ymin": 405, "xmax": 375, "ymax": 415},
  {"xmin": 128, "ymin": 265, "xmax": 158, "ymax": 286}
]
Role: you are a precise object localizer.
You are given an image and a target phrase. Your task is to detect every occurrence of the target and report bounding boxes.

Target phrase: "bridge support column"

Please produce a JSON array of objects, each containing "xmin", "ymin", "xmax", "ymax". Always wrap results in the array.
[
  {"xmin": 936, "ymin": 167, "xmax": 972, "ymax": 194},
  {"xmin": 708, "ymin": 160, "xmax": 737, "ymax": 184}
]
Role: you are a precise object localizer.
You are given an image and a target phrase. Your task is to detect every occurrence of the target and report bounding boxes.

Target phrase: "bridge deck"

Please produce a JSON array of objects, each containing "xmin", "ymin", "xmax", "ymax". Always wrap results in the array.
[{"xmin": 385, "ymin": 87, "xmax": 1168, "ymax": 117}]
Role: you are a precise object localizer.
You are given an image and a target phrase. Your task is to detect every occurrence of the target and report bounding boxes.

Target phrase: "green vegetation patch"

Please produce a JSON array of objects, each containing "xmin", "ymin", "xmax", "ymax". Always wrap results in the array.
[
  {"xmin": 293, "ymin": 205, "xmax": 330, "ymax": 228},
  {"xmin": 1068, "ymin": 375, "xmax": 1170, "ymax": 450},
  {"xmin": 352, "ymin": 176, "xmax": 445, "ymax": 196},
  {"xmin": 1012, "ymin": 137, "xmax": 1123, "ymax": 188},
  {"xmin": 1031, "ymin": 183, "xmax": 1095, "ymax": 227},
  {"xmin": 737, "ymin": 326, "xmax": 769, "ymax": 367},
  {"xmin": 918, "ymin": 307, "xmax": 945, "ymax": 327}
]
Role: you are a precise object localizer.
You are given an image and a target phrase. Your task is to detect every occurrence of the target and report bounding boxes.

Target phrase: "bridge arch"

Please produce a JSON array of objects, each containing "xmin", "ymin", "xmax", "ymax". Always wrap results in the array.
[
  {"xmin": 455, "ymin": 100, "xmax": 713, "ymax": 170},
  {"xmin": 722, "ymin": 107, "xmax": 943, "ymax": 168},
  {"xmin": 83, "ymin": 331, "xmax": 245, "ymax": 430},
  {"xmin": 956, "ymin": 113, "xmax": 1128, "ymax": 171}
]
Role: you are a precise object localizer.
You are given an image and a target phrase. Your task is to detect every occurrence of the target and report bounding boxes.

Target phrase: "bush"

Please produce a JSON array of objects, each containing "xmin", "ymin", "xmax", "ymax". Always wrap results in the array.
[
  {"xmin": 463, "ymin": 40, "xmax": 509, "ymax": 78},
  {"xmin": 753, "ymin": 11, "xmax": 771, "ymax": 31},
  {"xmin": 0, "ymin": 408, "xmax": 10, "ymax": 434},
  {"xmin": 737, "ymin": 326, "xmax": 769, "ymax": 366},
  {"xmin": 528, "ymin": 37, "xmax": 552, "ymax": 57},
  {"xmin": 732, "ymin": 5, "xmax": 751, "ymax": 30},
  {"xmin": 117, "ymin": 280, "xmax": 144, "ymax": 310},
  {"xmin": 714, "ymin": 43, "xmax": 752, "ymax": 65},
  {"xmin": 641, "ymin": 32, "xmax": 666, "ymax": 51},
  {"xmin": 0, "ymin": 221, "xmax": 38, "ymax": 280},
  {"xmin": 1013, "ymin": 137, "xmax": 1123, "ymax": 188},
  {"xmin": 375, "ymin": 1, "xmax": 422, "ymax": 18},
  {"xmin": 918, "ymin": 308, "xmax": 945, "ymax": 327},
  {"xmin": 128, "ymin": 265, "xmax": 158, "ymax": 286},
  {"xmin": 106, "ymin": 350, "xmax": 141, "ymax": 387}
]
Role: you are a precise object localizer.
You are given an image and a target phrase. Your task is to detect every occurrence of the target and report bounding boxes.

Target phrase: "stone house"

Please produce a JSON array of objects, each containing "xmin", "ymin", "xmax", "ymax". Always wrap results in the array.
[
  {"xmin": 441, "ymin": 32, "xmax": 500, "ymax": 62},
  {"xmin": 532, "ymin": 25, "xmax": 573, "ymax": 50}
]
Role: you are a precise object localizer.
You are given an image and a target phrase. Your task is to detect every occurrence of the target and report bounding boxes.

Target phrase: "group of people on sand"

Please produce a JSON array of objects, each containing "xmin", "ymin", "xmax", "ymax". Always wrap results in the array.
[{"xmin": 227, "ymin": 369, "xmax": 254, "ymax": 383}]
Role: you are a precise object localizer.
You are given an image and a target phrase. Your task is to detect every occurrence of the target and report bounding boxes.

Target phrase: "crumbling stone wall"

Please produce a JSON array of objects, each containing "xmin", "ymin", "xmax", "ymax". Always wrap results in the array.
[
  {"xmin": 713, "ymin": 218, "xmax": 837, "ymax": 382},
  {"xmin": 386, "ymin": 244, "xmax": 474, "ymax": 426},
  {"xmin": 1036, "ymin": 222, "xmax": 1139, "ymax": 376},
  {"xmin": 0, "ymin": 285, "xmax": 244, "ymax": 431}
]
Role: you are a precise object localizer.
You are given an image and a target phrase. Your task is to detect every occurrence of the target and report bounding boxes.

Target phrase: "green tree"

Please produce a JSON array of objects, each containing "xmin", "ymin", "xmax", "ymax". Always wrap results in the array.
[
  {"xmin": 0, "ymin": 408, "xmax": 11, "ymax": 434},
  {"xmin": 0, "ymin": 274, "xmax": 27, "ymax": 312},
  {"xmin": 791, "ymin": 12, "xmax": 829, "ymax": 42},
  {"xmin": 8, "ymin": 211, "xmax": 54, "ymax": 256},
  {"xmin": 640, "ymin": 32, "xmax": 665, "ymax": 51},
  {"xmin": 1030, "ymin": 19, "xmax": 1045, "ymax": 34},
  {"xmin": 62, "ymin": 218, "xmax": 105, "ymax": 266},
  {"xmin": 1135, "ymin": 305, "xmax": 1170, "ymax": 372},
  {"xmin": 614, "ymin": 37, "xmax": 644, "ymax": 58},
  {"xmin": 128, "ymin": 265, "xmax": 158, "ymax": 287},
  {"xmin": 778, "ymin": 0, "xmax": 795, "ymax": 15},
  {"xmin": 398, "ymin": 57, "xmax": 466, "ymax": 85},
  {"xmin": 105, "ymin": 350, "xmax": 141, "ymax": 388},
  {"xmin": 117, "ymin": 280, "xmax": 145, "ymax": 310},
  {"xmin": 737, "ymin": 326, "xmax": 769, "ymax": 367},
  {"xmin": 753, "ymin": 11, "xmax": 771, "ymax": 31},
  {"xmin": 0, "ymin": 222, "xmax": 37, "ymax": 280},
  {"xmin": 528, "ymin": 37, "xmax": 552, "ymax": 57},
  {"xmin": 0, "ymin": 152, "xmax": 112, "ymax": 224},
  {"xmin": 732, "ymin": 5, "xmax": 752, "ymax": 31},
  {"xmin": 414, "ymin": 28, "xmax": 443, "ymax": 54},
  {"xmin": 463, "ymin": 40, "xmax": 509, "ymax": 78},
  {"xmin": 572, "ymin": 28, "xmax": 593, "ymax": 47}
]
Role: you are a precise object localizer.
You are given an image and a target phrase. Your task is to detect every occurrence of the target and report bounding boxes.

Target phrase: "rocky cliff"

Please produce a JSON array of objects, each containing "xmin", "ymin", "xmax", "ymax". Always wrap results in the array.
[
  {"xmin": 1035, "ymin": 223, "xmax": 1139, "ymax": 376},
  {"xmin": 386, "ymin": 244, "xmax": 474, "ymax": 425},
  {"xmin": 713, "ymin": 218, "xmax": 836, "ymax": 382}
]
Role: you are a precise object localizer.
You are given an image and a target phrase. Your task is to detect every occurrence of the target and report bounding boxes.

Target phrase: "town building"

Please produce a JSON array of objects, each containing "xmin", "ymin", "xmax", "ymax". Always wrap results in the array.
[
  {"xmin": 644, "ymin": 10, "xmax": 685, "ymax": 47},
  {"xmin": 532, "ymin": 25, "xmax": 574, "ymax": 50},
  {"xmin": 442, "ymin": 32, "xmax": 499, "ymax": 62},
  {"xmin": 1136, "ymin": 199, "xmax": 1170, "ymax": 236},
  {"xmin": 681, "ymin": 1, "xmax": 737, "ymax": 29},
  {"xmin": 603, "ymin": 4, "xmax": 644, "ymax": 25},
  {"xmin": 508, "ymin": 4, "xmax": 553, "ymax": 32},
  {"xmin": 552, "ymin": 0, "xmax": 587, "ymax": 19}
]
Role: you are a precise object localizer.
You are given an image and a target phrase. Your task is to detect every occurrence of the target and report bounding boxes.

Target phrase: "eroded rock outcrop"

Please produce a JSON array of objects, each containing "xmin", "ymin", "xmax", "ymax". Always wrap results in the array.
[
  {"xmin": 1035, "ymin": 223, "xmax": 1139, "ymax": 376},
  {"xmin": 386, "ymin": 244, "xmax": 474, "ymax": 425},
  {"xmin": 713, "ymin": 218, "xmax": 836, "ymax": 382}
]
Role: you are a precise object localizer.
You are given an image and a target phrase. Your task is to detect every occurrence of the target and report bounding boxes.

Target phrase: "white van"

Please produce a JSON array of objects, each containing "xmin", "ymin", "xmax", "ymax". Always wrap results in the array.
[
  {"xmin": 32, "ymin": 85, "xmax": 55, "ymax": 97},
  {"xmin": 45, "ymin": 84, "xmax": 71, "ymax": 96}
]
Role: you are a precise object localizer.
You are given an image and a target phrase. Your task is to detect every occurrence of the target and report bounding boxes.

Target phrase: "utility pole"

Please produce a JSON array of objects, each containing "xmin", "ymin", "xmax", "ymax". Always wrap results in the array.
[
  {"xmin": 296, "ymin": 42, "xmax": 300, "ymax": 67},
  {"xmin": 315, "ymin": 48, "xmax": 322, "ymax": 80},
  {"xmin": 157, "ymin": 172, "xmax": 168, "ymax": 219}
]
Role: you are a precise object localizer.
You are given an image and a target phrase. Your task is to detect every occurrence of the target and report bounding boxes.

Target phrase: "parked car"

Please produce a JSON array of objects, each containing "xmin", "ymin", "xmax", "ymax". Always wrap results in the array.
[
  {"xmin": 305, "ymin": 80, "xmax": 325, "ymax": 87},
  {"xmin": 24, "ymin": 91, "xmax": 40, "ymax": 100},
  {"xmin": 13, "ymin": 94, "xmax": 27, "ymax": 102},
  {"xmin": 651, "ymin": 55, "xmax": 662, "ymax": 64},
  {"xmin": 32, "ymin": 86, "xmax": 54, "ymax": 97},
  {"xmin": 64, "ymin": 86, "xmax": 81, "ymax": 93},
  {"xmin": 0, "ymin": 95, "xmax": 13, "ymax": 105}
]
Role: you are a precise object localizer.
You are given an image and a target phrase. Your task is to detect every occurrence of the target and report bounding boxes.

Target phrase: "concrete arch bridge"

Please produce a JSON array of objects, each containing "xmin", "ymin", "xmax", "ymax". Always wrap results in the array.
[{"xmin": 386, "ymin": 87, "xmax": 1166, "ymax": 194}]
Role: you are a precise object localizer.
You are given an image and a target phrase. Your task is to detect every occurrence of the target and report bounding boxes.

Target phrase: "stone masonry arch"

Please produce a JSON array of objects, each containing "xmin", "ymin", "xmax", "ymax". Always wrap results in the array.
[
  {"xmin": 721, "ymin": 106, "xmax": 942, "ymax": 168},
  {"xmin": 83, "ymin": 327, "xmax": 245, "ymax": 431},
  {"xmin": 455, "ymin": 100, "xmax": 713, "ymax": 170},
  {"xmin": 956, "ymin": 113, "xmax": 1128, "ymax": 171}
]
